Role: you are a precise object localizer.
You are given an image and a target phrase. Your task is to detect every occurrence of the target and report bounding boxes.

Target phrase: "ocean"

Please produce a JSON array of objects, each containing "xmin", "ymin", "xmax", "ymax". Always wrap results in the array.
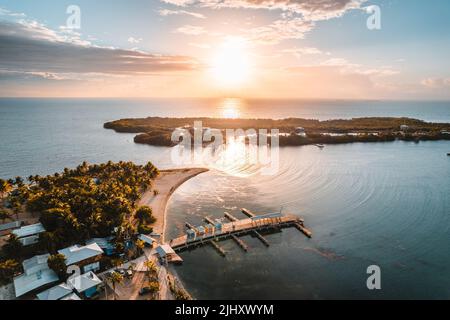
[{"xmin": 0, "ymin": 98, "xmax": 449, "ymax": 299}]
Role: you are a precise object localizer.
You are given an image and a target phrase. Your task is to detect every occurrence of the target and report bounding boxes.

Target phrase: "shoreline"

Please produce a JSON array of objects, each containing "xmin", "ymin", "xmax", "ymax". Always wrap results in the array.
[{"xmin": 139, "ymin": 167, "xmax": 209, "ymax": 243}]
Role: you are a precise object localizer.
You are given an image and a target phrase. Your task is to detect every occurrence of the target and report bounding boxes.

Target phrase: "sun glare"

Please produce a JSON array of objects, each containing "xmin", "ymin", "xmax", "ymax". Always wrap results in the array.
[
  {"xmin": 211, "ymin": 37, "xmax": 251, "ymax": 88},
  {"xmin": 220, "ymin": 98, "xmax": 242, "ymax": 118}
]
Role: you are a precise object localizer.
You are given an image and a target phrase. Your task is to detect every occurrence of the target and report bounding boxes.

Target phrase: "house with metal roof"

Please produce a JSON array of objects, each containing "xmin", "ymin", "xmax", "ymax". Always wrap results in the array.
[
  {"xmin": 36, "ymin": 283, "xmax": 73, "ymax": 300},
  {"xmin": 60, "ymin": 292, "xmax": 82, "ymax": 300},
  {"xmin": 138, "ymin": 234, "xmax": 156, "ymax": 247},
  {"xmin": 58, "ymin": 243, "xmax": 104, "ymax": 273},
  {"xmin": 155, "ymin": 244, "xmax": 182, "ymax": 265},
  {"xmin": 13, "ymin": 254, "xmax": 59, "ymax": 298},
  {"xmin": 12, "ymin": 223, "xmax": 46, "ymax": 246},
  {"xmin": 86, "ymin": 237, "xmax": 115, "ymax": 256},
  {"xmin": 67, "ymin": 271, "xmax": 103, "ymax": 299},
  {"xmin": 0, "ymin": 220, "xmax": 22, "ymax": 233}
]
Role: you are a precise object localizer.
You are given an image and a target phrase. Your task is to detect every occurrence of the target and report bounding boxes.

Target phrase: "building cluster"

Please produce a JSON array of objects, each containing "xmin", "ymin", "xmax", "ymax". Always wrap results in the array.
[{"xmin": 0, "ymin": 222, "xmax": 161, "ymax": 300}]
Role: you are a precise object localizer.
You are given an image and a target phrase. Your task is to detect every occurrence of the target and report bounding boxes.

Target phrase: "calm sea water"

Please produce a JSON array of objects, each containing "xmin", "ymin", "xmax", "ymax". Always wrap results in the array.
[{"xmin": 0, "ymin": 98, "xmax": 449, "ymax": 299}]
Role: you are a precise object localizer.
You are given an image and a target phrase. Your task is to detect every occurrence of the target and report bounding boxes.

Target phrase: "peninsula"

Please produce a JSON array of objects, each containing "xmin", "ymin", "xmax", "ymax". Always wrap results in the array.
[{"xmin": 104, "ymin": 117, "xmax": 450, "ymax": 147}]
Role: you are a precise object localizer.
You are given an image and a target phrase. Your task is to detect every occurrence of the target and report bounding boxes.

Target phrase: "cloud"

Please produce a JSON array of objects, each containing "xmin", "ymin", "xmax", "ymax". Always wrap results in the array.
[
  {"xmin": 189, "ymin": 42, "xmax": 211, "ymax": 49},
  {"xmin": 282, "ymin": 46, "xmax": 325, "ymax": 58},
  {"xmin": 246, "ymin": 17, "xmax": 314, "ymax": 45},
  {"xmin": 158, "ymin": 9, "xmax": 205, "ymax": 19},
  {"xmin": 175, "ymin": 25, "xmax": 207, "ymax": 35},
  {"xmin": 163, "ymin": 0, "xmax": 366, "ymax": 44},
  {"xmin": 161, "ymin": 0, "xmax": 365, "ymax": 21},
  {"xmin": 128, "ymin": 37, "xmax": 143, "ymax": 44},
  {"xmin": 0, "ymin": 20, "xmax": 200, "ymax": 76},
  {"xmin": 0, "ymin": 7, "xmax": 26, "ymax": 17},
  {"xmin": 421, "ymin": 78, "xmax": 450, "ymax": 88}
]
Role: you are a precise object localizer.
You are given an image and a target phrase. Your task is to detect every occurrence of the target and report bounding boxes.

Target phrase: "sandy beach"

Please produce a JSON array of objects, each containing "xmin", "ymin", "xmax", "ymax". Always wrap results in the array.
[{"xmin": 139, "ymin": 168, "xmax": 209, "ymax": 242}]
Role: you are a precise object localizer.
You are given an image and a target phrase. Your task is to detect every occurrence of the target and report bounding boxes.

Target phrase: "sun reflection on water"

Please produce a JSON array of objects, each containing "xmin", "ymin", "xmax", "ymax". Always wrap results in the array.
[{"xmin": 219, "ymin": 98, "xmax": 243, "ymax": 119}]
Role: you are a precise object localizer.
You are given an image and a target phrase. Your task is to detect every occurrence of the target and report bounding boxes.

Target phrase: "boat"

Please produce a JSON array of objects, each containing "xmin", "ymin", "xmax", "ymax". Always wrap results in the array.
[
  {"xmin": 447, "ymin": 153, "xmax": 450, "ymax": 156},
  {"xmin": 315, "ymin": 144, "xmax": 325, "ymax": 149}
]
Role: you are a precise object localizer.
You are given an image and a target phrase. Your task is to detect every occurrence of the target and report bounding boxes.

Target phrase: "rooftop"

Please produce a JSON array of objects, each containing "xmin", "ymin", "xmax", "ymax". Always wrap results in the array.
[
  {"xmin": 12, "ymin": 223, "xmax": 45, "ymax": 238},
  {"xmin": 156, "ymin": 244, "xmax": 175, "ymax": 257},
  {"xmin": 22, "ymin": 254, "xmax": 51, "ymax": 276},
  {"xmin": 60, "ymin": 292, "xmax": 82, "ymax": 300},
  {"xmin": 138, "ymin": 234, "xmax": 156, "ymax": 245},
  {"xmin": 58, "ymin": 243, "xmax": 104, "ymax": 265},
  {"xmin": 86, "ymin": 237, "xmax": 114, "ymax": 250},
  {"xmin": 0, "ymin": 220, "xmax": 22, "ymax": 232},
  {"xmin": 36, "ymin": 283, "xmax": 73, "ymax": 300},
  {"xmin": 14, "ymin": 269, "xmax": 58, "ymax": 298},
  {"xmin": 68, "ymin": 271, "xmax": 102, "ymax": 293}
]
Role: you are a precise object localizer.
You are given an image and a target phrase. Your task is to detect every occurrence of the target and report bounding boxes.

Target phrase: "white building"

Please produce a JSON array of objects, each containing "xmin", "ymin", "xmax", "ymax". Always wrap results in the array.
[
  {"xmin": 138, "ymin": 234, "xmax": 156, "ymax": 247},
  {"xmin": 13, "ymin": 254, "xmax": 59, "ymax": 298},
  {"xmin": 36, "ymin": 283, "xmax": 73, "ymax": 300},
  {"xmin": 67, "ymin": 271, "xmax": 103, "ymax": 299},
  {"xmin": 58, "ymin": 243, "xmax": 104, "ymax": 273},
  {"xmin": 12, "ymin": 223, "xmax": 46, "ymax": 246},
  {"xmin": 60, "ymin": 292, "xmax": 82, "ymax": 300},
  {"xmin": 155, "ymin": 244, "xmax": 182, "ymax": 265},
  {"xmin": 294, "ymin": 127, "xmax": 306, "ymax": 137}
]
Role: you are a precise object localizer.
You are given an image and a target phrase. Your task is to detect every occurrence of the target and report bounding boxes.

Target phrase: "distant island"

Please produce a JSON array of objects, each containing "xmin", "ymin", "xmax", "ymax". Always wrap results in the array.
[{"xmin": 104, "ymin": 117, "xmax": 450, "ymax": 147}]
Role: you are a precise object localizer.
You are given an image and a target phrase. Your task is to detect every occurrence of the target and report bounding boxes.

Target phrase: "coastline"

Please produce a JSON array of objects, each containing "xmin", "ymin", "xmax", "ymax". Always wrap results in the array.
[{"xmin": 139, "ymin": 167, "xmax": 209, "ymax": 243}]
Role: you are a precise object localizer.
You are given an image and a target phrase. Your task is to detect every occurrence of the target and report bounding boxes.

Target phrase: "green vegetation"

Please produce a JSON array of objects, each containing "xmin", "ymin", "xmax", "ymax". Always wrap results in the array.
[
  {"xmin": 106, "ymin": 271, "xmax": 124, "ymax": 300},
  {"xmin": 0, "ymin": 259, "xmax": 21, "ymax": 285},
  {"xmin": 135, "ymin": 206, "xmax": 156, "ymax": 224},
  {"xmin": 2, "ymin": 235, "xmax": 23, "ymax": 260},
  {"xmin": 47, "ymin": 254, "xmax": 67, "ymax": 280},
  {"xmin": 168, "ymin": 276, "xmax": 191, "ymax": 300},
  {"xmin": 104, "ymin": 117, "xmax": 450, "ymax": 147}
]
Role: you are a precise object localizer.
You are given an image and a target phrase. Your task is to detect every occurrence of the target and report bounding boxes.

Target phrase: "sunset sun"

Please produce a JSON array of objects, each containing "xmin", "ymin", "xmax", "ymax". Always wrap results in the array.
[{"xmin": 211, "ymin": 37, "xmax": 251, "ymax": 88}]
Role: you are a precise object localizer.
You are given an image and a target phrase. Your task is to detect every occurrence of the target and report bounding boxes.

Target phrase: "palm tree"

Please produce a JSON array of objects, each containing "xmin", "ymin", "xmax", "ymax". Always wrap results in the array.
[
  {"xmin": 47, "ymin": 254, "xmax": 67, "ymax": 280},
  {"xmin": 106, "ymin": 271, "xmax": 124, "ymax": 300},
  {"xmin": 144, "ymin": 260, "xmax": 158, "ymax": 281},
  {"xmin": 135, "ymin": 239, "xmax": 145, "ymax": 256},
  {"xmin": 2, "ymin": 235, "xmax": 23, "ymax": 260},
  {"xmin": 0, "ymin": 259, "xmax": 20, "ymax": 285},
  {"xmin": 14, "ymin": 176, "xmax": 24, "ymax": 187},
  {"xmin": 0, "ymin": 179, "xmax": 12, "ymax": 198}
]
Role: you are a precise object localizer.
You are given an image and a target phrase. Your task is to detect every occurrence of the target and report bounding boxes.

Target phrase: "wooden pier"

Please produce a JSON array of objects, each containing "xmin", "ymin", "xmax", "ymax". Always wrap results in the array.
[
  {"xmin": 185, "ymin": 222, "xmax": 196, "ymax": 230},
  {"xmin": 171, "ymin": 212, "xmax": 312, "ymax": 253},
  {"xmin": 204, "ymin": 216, "xmax": 215, "ymax": 225},
  {"xmin": 224, "ymin": 212, "xmax": 238, "ymax": 222},
  {"xmin": 209, "ymin": 240, "xmax": 226, "ymax": 257},
  {"xmin": 294, "ymin": 222, "xmax": 312, "ymax": 238},
  {"xmin": 231, "ymin": 234, "xmax": 249, "ymax": 252},
  {"xmin": 253, "ymin": 230, "xmax": 270, "ymax": 247},
  {"xmin": 241, "ymin": 208, "xmax": 255, "ymax": 218}
]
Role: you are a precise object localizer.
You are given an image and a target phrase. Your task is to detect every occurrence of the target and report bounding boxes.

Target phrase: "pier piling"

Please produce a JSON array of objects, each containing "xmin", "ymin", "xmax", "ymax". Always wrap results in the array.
[
  {"xmin": 241, "ymin": 208, "xmax": 255, "ymax": 218},
  {"xmin": 224, "ymin": 212, "xmax": 239, "ymax": 222},
  {"xmin": 231, "ymin": 235, "xmax": 249, "ymax": 252},
  {"xmin": 253, "ymin": 230, "xmax": 270, "ymax": 247},
  {"xmin": 209, "ymin": 240, "xmax": 226, "ymax": 257}
]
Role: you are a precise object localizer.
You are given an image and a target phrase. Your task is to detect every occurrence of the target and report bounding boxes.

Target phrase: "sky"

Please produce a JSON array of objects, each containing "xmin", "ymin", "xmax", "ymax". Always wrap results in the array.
[{"xmin": 0, "ymin": 0, "xmax": 449, "ymax": 99}]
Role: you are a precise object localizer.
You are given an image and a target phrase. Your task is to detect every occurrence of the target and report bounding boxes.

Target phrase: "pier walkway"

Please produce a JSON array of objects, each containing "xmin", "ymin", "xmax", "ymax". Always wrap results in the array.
[{"xmin": 169, "ymin": 211, "xmax": 312, "ymax": 252}]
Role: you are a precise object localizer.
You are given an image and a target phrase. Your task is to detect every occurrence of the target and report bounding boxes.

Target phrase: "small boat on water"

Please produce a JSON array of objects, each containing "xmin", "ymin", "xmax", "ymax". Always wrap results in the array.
[
  {"xmin": 447, "ymin": 153, "xmax": 450, "ymax": 156},
  {"xmin": 315, "ymin": 144, "xmax": 325, "ymax": 149}
]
